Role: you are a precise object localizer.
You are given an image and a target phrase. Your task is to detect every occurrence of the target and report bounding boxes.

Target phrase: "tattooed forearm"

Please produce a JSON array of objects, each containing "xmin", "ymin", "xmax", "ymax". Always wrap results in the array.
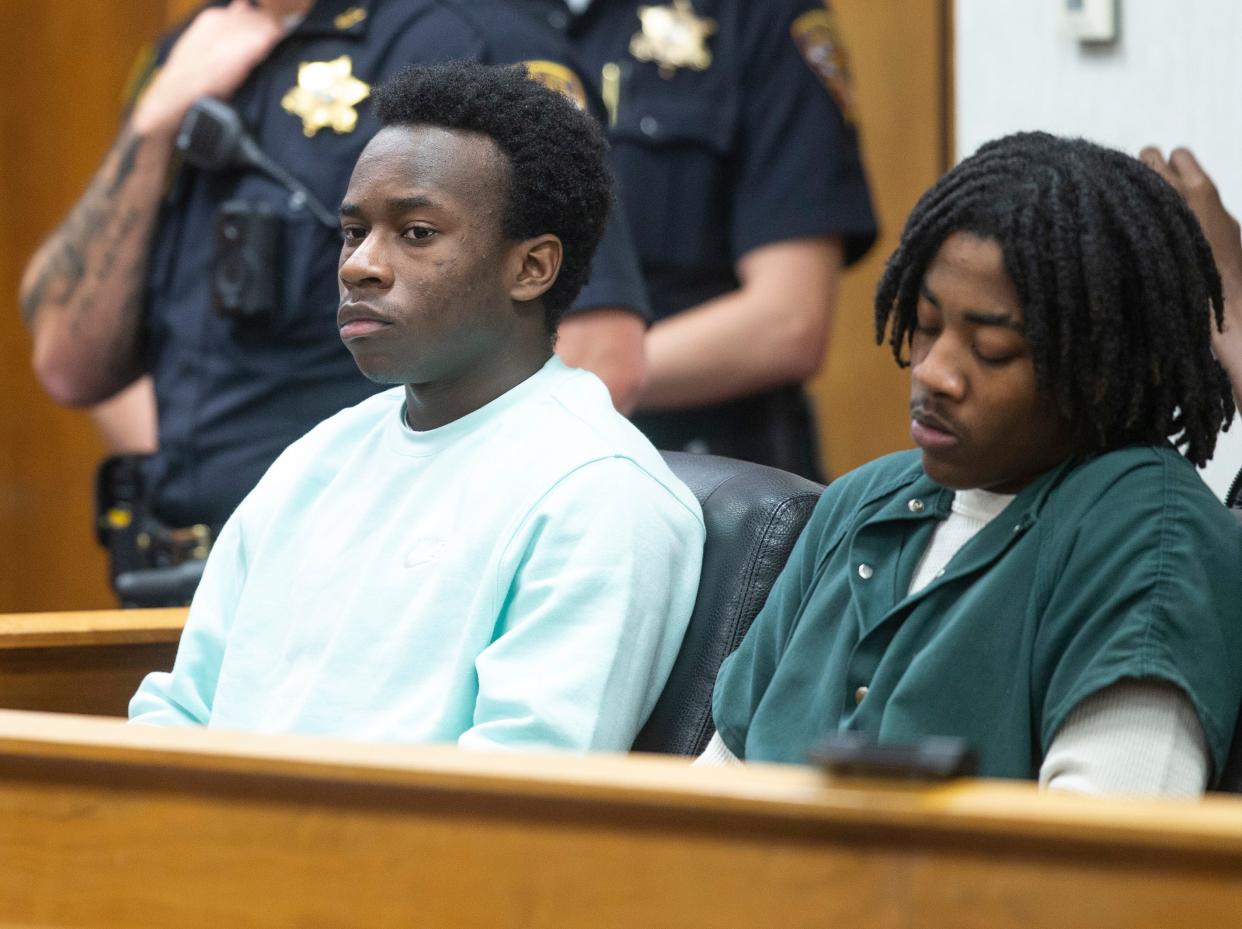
[
  {"xmin": 20, "ymin": 129, "xmax": 147, "ymax": 327},
  {"xmin": 69, "ymin": 207, "xmax": 145, "ymax": 336},
  {"xmin": 19, "ymin": 260, "xmax": 54, "ymax": 325},
  {"xmin": 107, "ymin": 132, "xmax": 142, "ymax": 196},
  {"xmin": 20, "ymin": 237, "xmax": 84, "ymax": 325}
]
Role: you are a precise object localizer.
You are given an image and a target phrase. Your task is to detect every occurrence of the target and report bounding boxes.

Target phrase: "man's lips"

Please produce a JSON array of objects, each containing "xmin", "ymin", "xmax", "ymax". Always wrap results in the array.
[
  {"xmin": 337, "ymin": 302, "xmax": 393, "ymax": 340},
  {"xmin": 910, "ymin": 407, "xmax": 960, "ymax": 450}
]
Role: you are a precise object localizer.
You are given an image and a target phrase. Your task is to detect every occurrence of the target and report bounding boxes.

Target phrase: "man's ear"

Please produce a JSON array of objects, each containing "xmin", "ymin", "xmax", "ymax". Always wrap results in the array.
[{"xmin": 508, "ymin": 234, "xmax": 562, "ymax": 303}]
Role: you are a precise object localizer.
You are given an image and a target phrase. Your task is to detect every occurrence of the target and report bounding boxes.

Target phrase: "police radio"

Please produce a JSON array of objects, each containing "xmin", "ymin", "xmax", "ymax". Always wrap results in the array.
[{"xmin": 175, "ymin": 97, "xmax": 338, "ymax": 320}]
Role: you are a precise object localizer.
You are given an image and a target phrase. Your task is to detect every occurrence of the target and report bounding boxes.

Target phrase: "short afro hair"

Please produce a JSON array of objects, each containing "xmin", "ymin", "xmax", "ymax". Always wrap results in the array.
[
  {"xmin": 876, "ymin": 131, "xmax": 1234, "ymax": 466},
  {"xmin": 371, "ymin": 59, "xmax": 613, "ymax": 330}
]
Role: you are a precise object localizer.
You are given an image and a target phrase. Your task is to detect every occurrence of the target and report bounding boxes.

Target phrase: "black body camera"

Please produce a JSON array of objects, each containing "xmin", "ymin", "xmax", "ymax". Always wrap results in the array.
[{"xmin": 213, "ymin": 199, "xmax": 281, "ymax": 321}]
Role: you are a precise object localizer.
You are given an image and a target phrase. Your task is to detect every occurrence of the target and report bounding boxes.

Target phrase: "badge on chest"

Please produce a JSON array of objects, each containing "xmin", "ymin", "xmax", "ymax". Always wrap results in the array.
[
  {"xmin": 629, "ymin": 0, "xmax": 716, "ymax": 78},
  {"xmin": 281, "ymin": 54, "xmax": 371, "ymax": 137}
]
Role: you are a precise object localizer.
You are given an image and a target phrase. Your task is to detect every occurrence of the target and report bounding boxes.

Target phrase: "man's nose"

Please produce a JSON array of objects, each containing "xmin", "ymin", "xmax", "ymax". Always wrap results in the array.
[
  {"xmin": 911, "ymin": 335, "xmax": 967, "ymax": 400},
  {"xmin": 339, "ymin": 234, "xmax": 392, "ymax": 289}
]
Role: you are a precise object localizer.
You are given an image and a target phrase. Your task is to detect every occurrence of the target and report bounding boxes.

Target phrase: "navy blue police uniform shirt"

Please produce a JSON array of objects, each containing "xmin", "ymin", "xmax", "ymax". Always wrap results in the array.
[
  {"xmin": 522, "ymin": 0, "xmax": 877, "ymax": 479},
  {"xmin": 140, "ymin": 0, "xmax": 649, "ymax": 530}
]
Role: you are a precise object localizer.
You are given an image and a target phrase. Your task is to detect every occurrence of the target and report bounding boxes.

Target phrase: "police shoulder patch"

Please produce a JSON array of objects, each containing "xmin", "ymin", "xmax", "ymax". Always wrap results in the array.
[
  {"xmin": 522, "ymin": 60, "xmax": 588, "ymax": 111},
  {"xmin": 791, "ymin": 8, "xmax": 856, "ymax": 123}
]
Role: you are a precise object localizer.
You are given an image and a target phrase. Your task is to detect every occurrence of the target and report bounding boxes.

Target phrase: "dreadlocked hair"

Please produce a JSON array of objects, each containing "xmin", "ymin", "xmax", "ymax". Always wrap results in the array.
[{"xmin": 875, "ymin": 131, "xmax": 1233, "ymax": 466}]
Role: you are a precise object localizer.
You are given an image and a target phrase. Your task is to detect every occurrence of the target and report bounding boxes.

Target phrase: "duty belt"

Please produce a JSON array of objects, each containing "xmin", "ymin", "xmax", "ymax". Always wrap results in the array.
[{"xmin": 96, "ymin": 455, "xmax": 212, "ymax": 608}]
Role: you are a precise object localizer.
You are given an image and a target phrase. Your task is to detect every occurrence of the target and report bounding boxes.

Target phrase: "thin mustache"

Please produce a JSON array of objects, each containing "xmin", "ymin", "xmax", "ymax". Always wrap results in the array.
[{"xmin": 909, "ymin": 402, "xmax": 960, "ymax": 437}]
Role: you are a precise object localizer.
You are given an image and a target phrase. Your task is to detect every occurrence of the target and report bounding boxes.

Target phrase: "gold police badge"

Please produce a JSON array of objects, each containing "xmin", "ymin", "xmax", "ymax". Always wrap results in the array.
[
  {"xmin": 629, "ymin": 0, "xmax": 716, "ymax": 79},
  {"xmin": 790, "ymin": 8, "xmax": 856, "ymax": 122},
  {"xmin": 522, "ymin": 60, "xmax": 589, "ymax": 111},
  {"xmin": 281, "ymin": 55, "xmax": 371, "ymax": 138}
]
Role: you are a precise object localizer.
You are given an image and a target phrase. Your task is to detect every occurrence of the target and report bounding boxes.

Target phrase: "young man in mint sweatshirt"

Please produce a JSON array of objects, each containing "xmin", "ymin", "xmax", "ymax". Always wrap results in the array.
[{"xmin": 130, "ymin": 61, "xmax": 704, "ymax": 751}]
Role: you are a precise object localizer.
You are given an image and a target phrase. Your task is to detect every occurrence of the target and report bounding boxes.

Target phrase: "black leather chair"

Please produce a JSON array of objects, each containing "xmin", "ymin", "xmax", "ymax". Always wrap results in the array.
[
  {"xmin": 631, "ymin": 452, "xmax": 825, "ymax": 756},
  {"xmin": 1218, "ymin": 465, "xmax": 1242, "ymax": 791}
]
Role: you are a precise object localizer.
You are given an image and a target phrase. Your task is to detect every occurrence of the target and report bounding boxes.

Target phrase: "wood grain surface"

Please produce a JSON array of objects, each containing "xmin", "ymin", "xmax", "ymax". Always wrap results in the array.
[
  {"xmin": 0, "ymin": 608, "xmax": 184, "ymax": 716},
  {"xmin": 0, "ymin": 710, "xmax": 1239, "ymax": 928}
]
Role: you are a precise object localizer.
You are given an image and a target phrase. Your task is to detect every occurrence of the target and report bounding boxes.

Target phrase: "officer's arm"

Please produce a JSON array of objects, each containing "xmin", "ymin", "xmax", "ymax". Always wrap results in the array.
[
  {"xmin": 88, "ymin": 378, "xmax": 158, "ymax": 455},
  {"xmin": 637, "ymin": 236, "xmax": 843, "ymax": 411},
  {"xmin": 556, "ymin": 309, "xmax": 646, "ymax": 414},
  {"xmin": 19, "ymin": 0, "xmax": 285, "ymax": 407}
]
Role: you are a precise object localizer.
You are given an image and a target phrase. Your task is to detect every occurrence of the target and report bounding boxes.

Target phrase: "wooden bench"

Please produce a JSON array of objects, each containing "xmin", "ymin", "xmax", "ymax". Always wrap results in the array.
[
  {"xmin": 0, "ymin": 708, "xmax": 1241, "ymax": 928},
  {"xmin": 0, "ymin": 608, "xmax": 186, "ymax": 716}
]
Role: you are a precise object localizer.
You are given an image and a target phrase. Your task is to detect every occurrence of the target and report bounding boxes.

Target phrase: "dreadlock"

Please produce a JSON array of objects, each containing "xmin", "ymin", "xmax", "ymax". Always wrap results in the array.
[{"xmin": 875, "ymin": 131, "xmax": 1233, "ymax": 467}]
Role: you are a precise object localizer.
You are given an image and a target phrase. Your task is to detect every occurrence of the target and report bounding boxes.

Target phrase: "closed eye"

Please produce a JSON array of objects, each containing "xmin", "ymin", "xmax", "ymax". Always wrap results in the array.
[
  {"xmin": 972, "ymin": 331, "xmax": 1025, "ymax": 366},
  {"xmin": 973, "ymin": 347, "xmax": 1017, "ymax": 366}
]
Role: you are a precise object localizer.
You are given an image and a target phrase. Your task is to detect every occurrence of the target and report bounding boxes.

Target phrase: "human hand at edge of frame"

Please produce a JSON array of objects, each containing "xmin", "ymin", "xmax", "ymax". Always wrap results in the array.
[
  {"xmin": 1140, "ymin": 146, "xmax": 1242, "ymax": 368},
  {"xmin": 131, "ymin": 0, "xmax": 287, "ymax": 138}
]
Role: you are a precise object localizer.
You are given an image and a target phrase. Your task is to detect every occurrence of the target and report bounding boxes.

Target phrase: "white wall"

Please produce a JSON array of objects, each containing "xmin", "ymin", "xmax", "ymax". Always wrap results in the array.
[{"xmin": 956, "ymin": 0, "xmax": 1242, "ymax": 499}]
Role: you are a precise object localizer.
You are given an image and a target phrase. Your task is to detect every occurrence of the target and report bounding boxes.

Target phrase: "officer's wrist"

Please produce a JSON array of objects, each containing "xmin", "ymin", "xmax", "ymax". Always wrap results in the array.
[{"xmin": 130, "ymin": 86, "xmax": 190, "ymax": 140}]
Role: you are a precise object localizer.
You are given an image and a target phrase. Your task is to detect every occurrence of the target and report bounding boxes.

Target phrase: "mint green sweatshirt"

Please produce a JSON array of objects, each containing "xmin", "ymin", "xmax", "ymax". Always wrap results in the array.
[{"xmin": 130, "ymin": 358, "xmax": 704, "ymax": 751}]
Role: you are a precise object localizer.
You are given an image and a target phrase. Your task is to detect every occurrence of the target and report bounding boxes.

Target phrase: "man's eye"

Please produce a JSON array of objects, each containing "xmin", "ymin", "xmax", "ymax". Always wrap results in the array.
[
  {"xmin": 404, "ymin": 226, "xmax": 437, "ymax": 241},
  {"xmin": 341, "ymin": 226, "xmax": 366, "ymax": 244},
  {"xmin": 974, "ymin": 350, "xmax": 1013, "ymax": 366},
  {"xmin": 973, "ymin": 341, "xmax": 1019, "ymax": 366},
  {"xmin": 973, "ymin": 333, "xmax": 1024, "ymax": 366}
]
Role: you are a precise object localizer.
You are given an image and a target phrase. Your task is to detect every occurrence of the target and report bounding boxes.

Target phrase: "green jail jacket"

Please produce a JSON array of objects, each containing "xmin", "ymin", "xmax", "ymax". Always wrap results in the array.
[{"xmin": 712, "ymin": 445, "xmax": 1242, "ymax": 783}]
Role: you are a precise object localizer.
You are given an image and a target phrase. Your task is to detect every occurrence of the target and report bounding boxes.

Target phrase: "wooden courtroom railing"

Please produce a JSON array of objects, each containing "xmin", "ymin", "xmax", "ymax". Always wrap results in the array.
[
  {"xmin": 0, "ymin": 608, "xmax": 186, "ymax": 716},
  {"xmin": 1, "ymin": 710, "xmax": 1241, "ymax": 928}
]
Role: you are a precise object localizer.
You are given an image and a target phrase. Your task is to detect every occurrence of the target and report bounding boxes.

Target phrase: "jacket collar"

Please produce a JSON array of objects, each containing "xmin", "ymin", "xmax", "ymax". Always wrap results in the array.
[{"xmin": 861, "ymin": 455, "xmax": 1078, "ymax": 532}]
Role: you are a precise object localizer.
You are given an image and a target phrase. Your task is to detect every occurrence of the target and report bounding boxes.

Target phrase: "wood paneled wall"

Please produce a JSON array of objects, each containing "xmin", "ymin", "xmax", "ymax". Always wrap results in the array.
[
  {"xmin": 0, "ymin": 2, "xmax": 178, "ymax": 613},
  {"xmin": 0, "ymin": 1, "xmax": 951, "ymax": 611},
  {"xmin": 811, "ymin": 0, "xmax": 953, "ymax": 478}
]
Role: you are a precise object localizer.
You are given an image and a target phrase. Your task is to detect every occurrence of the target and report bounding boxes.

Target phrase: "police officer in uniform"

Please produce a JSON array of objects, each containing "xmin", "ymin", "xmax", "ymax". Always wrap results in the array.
[
  {"xmin": 523, "ymin": 0, "xmax": 877, "ymax": 479},
  {"xmin": 21, "ymin": 0, "xmax": 649, "ymax": 578}
]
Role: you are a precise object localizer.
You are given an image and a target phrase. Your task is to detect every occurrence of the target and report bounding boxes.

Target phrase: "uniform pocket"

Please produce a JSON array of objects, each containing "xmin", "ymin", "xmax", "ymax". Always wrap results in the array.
[
  {"xmin": 611, "ymin": 91, "xmax": 734, "ymax": 153},
  {"xmin": 608, "ymin": 90, "xmax": 737, "ymax": 271}
]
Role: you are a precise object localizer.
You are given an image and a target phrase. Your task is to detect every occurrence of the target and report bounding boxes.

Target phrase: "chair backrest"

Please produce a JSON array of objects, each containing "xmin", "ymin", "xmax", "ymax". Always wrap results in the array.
[
  {"xmin": 632, "ymin": 452, "xmax": 824, "ymax": 756},
  {"xmin": 1218, "ymin": 464, "xmax": 1242, "ymax": 792}
]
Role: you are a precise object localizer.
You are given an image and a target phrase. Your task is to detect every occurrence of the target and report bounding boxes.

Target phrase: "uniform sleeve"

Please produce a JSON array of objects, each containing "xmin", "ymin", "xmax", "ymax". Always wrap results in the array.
[
  {"xmin": 459, "ymin": 457, "xmax": 704, "ymax": 752},
  {"xmin": 127, "ymin": 510, "xmax": 249, "ymax": 726},
  {"xmin": 568, "ymin": 192, "xmax": 651, "ymax": 321},
  {"xmin": 731, "ymin": 1, "xmax": 877, "ymax": 265},
  {"xmin": 120, "ymin": 3, "xmax": 204, "ymax": 115},
  {"xmin": 473, "ymin": 3, "xmax": 651, "ymax": 321},
  {"xmin": 1036, "ymin": 455, "xmax": 1242, "ymax": 784}
]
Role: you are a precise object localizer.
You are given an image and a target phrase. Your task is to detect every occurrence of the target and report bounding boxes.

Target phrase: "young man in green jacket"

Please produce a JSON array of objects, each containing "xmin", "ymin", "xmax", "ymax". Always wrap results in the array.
[{"xmin": 704, "ymin": 132, "xmax": 1242, "ymax": 794}]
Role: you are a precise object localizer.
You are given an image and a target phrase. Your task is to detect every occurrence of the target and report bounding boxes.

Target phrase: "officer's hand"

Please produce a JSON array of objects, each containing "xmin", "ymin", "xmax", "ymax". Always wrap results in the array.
[
  {"xmin": 1140, "ymin": 146, "xmax": 1242, "ymax": 302},
  {"xmin": 132, "ymin": 0, "xmax": 287, "ymax": 137},
  {"xmin": 1141, "ymin": 146, "xmax": 1242, "ymax": 397}
]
